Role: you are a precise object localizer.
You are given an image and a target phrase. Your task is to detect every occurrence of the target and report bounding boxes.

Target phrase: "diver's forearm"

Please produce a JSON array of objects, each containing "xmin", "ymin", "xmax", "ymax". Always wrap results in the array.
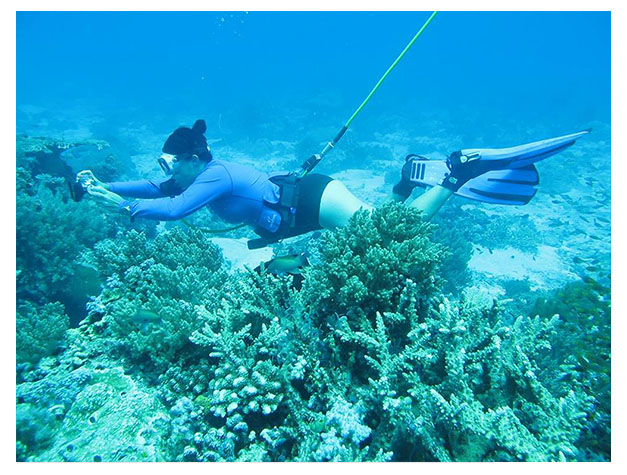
[
  {"xmin": 107, "ymin": 179, "xmax": 167, "ymax": 199},
  {"xmin": 408, "ymin": 185, "xmax": 453, "ymax": 220}
]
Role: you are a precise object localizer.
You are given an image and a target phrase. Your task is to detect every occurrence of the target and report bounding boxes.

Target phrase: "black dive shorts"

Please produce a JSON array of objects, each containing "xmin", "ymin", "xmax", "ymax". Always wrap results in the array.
[{"xmin": 279, "ymin": 173, "xmax": 334, "ymax": 239}]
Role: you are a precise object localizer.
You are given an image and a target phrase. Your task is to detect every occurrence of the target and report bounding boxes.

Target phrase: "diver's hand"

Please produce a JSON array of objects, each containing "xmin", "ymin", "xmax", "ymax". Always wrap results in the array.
[
  {"xmin": 87, "ymin": 185, "xmax": 125, "ymax": 212},
  {"xmin": 76, "ymin": 170, "xmax": 107, "ymax": 190}
]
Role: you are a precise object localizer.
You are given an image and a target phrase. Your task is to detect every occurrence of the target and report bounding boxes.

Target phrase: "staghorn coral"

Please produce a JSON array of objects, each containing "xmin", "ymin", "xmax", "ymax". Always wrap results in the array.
[
  {"xmin": 16, "ymin": 200, "xmax": 609, "ymax": 461},
  {"xmin": 329, "ymin": 290, "xmax": 594, "ymax": 461},
  {"xmin": 174, "ymin": 203, "xmax": 599, "ymax": 461},
  {"xmin": 186, "ymin": 271, "xmax": 301, "ymax": 461},
  {"xmin": 531, "ymin": 277, "xmax": 611, "ymax": 460},
  {"xmin": 293, "ymin": 204, "xmax": 598, "ymax": 461}
]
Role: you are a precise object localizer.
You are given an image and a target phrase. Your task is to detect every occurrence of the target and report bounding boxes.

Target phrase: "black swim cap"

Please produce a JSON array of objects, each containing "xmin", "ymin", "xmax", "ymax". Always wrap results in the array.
[{"xmin": 162, "ymin": 119, "xmax": 212, "ymax": 161}]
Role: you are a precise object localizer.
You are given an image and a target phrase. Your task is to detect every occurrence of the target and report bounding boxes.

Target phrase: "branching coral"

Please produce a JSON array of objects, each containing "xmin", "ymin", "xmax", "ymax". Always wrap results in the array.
[
  {"xmin": 17, "ymin": 301, "xmax": 69, "ymax": 365},
  {"xmin": 531, "ymin": 277, "xmax": 611, "ymax": 460},
  {"xmin": 16, "ymin": 134, "xmax": 157, "ymax": 320},
  {"xmin": 16, "ymin": 197, "xmax": 609, "ymax": 462},
  {"xmin": 301, "ymin": 203, "xmax": 447, "ymax": 328},
  {"xmin": 16, "ymin": 170, "xmax": 118, "ymax": 306},
  {"xmin": 328, "ymin": 290, "xmax": 594, "ymax": 461},
  {"xmin": 84, "ymin": 228, "xmax": 229, "ymax": 373},
  {"xmin": 186, "ymin": 271, "xmax": 303, "ymax": 461}
]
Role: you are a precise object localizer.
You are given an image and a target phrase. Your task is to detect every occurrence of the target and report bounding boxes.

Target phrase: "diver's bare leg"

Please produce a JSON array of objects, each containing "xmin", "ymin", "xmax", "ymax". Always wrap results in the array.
[
  {"xmin": 390, "ymin": 184, "xmax": 453, "ymax": 220},
  {"xmin": 407, "ymin": 185, "xmax": 453, "ymax": 220},
  {"xmin": 319, "ymin": 180, "xmax": 373, "ymax": 229},
  {"xmin": 319, "ymin": 180, "xmax": 452, "ymax": 229}
]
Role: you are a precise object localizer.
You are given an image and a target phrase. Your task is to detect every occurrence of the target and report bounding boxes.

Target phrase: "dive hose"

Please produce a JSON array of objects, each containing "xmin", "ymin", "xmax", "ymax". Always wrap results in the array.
[{"xmin": 297, "ymin": 11, "xmax": 438, "ymax": 177}]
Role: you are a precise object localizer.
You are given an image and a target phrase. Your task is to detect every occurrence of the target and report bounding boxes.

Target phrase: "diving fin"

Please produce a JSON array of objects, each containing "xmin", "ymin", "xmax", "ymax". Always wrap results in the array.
[
  {"xmin": 457, "ymin": 130, "xmax": 590, "ymax": 170},
  {"xmin": 409, "ymin": 159, "xmax": 539, "ymax": 205},
  {"xmin": 406, "ymin": 130, "xmax": 588, "ymax": 205},
  {"xmin": 458, "ymin": 164, "xmax": 539, "ymax": 205}
]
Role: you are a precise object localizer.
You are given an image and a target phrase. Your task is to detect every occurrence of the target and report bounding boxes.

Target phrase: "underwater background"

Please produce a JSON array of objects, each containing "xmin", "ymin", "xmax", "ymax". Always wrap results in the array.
[{"xmin": 16, "ymin": 11, "xmax": 610, "ymax": 461}]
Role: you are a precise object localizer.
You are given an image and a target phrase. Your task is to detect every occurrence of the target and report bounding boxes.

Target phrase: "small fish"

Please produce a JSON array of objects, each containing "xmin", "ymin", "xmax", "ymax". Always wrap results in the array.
[
  {"xmin": 488, "ymin": 248, "xmax": 493, "ymax": 255},
  {"xmin": 580, "ymin": 215, "xmax": 591, "ymax": 223},
  {"xmin": 597, "ymin": 216, "xmax": 610, "ymax": 224},
  {"xmin": 264, "ymin": 253, "xmax": 309, "ymax": 275},
  {"xmin": 585, "ymin": 266, "xmax": 601, "ymax": 273},
  {"xmin": 510, "ymin": 255, "xmax": 515, "ymax": 259},
  {"xmin": 132, "ymin": 309, "xmax": 161, "ymax": 334},
  {"xmin": 133, "ymin": 309, "xmax": 161, "ymax": 325},
  {"xmin": 573, "ymin": 256, "xmax": 588, "ymax": 264},
  {"xmin": 589, "ymin": 235, "xmax": 602, "ymax": 241}
]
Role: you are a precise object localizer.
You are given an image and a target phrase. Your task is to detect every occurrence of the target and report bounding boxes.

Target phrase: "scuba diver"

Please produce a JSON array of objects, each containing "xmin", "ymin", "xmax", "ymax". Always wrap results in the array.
[{"xmin": 74, "ymin": 119, "xmax": 589, "ymax": 251}]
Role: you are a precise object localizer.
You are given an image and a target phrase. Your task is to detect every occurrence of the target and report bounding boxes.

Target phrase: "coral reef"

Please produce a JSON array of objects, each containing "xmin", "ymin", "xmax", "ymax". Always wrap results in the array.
[
  {"xmin": 17, "ymin": 351, "xmax": 172, "ymax": 461},
  {"xmin": 17, "ymin": 134, "xmax": 132, "ymax": 183},
  {"xmin": 16, "ymin": 191, "xmax": 611, "ymax": 461},
  {"xmin": 16, "ymin": 169, "xmax": 117, "ymax": 306},
  {"xmin": 16, "ymin": 135, "xmax": 156, "ymax": 326},
  {"xmin": 429, "ymin": 201, "xmax": 473, "ymax": 294},
  {"xmin": 468, "ymin": 211, "xmax": 542, "ymax": 254},
  {"xmin": 531, "ymin": 277, "xmax": 611, "ymax": 459},
  {"xmin": 83, "ymin": 228, "xmax": 229, "ymax": 374},
  {"xmin": 16, "ymin": 301, "xmax": 69, "ymax": 365}
]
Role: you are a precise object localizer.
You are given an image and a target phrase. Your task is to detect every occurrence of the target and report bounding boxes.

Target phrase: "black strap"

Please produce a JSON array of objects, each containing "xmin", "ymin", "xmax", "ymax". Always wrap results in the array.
[
  {"xmin": 269, "ymin": 173, "xmax": 301, "ymax": 228},
  {"xmin": 248, "ymin": 173, "xmax": 302, "ymax": 249}
]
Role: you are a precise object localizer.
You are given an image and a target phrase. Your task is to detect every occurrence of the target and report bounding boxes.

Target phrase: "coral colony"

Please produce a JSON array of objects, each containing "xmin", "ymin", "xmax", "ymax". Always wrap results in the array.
[{"xmin": 16, "ymin": 137, "xmax": 610, "ymax": 461}]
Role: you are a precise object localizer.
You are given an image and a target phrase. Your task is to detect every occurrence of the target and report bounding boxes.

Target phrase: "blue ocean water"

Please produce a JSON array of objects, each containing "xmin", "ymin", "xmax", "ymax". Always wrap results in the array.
[
  {"xmin": 16, "ymin": 11, "xmax": 611, "ymax": 462},
  {"xmin": 17, "ymin": 11, "xmax": 609, "ymax": 137}
]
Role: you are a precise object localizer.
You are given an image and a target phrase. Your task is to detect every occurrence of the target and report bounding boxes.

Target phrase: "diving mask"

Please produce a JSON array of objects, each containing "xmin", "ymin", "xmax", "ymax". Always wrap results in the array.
[
  {"xmin": 158, "ymin": 146, "xmax": 212, "ymax": 175},
  {"xmin": 158, "ymin": 153, "xmax": 179, "ymax": 175}
]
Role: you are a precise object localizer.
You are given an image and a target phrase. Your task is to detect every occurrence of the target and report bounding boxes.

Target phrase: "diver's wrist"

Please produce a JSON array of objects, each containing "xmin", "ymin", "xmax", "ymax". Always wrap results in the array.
[{"xmin": 118, "ymin": 201, "xmax": 132, "ymax": 216}]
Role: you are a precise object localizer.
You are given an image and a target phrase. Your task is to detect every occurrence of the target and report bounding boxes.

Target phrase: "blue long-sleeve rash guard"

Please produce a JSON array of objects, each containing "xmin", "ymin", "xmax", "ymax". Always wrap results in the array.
[{"xmin": 108, "ymin": 160, "xmax": 283, "ymax": 233}]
